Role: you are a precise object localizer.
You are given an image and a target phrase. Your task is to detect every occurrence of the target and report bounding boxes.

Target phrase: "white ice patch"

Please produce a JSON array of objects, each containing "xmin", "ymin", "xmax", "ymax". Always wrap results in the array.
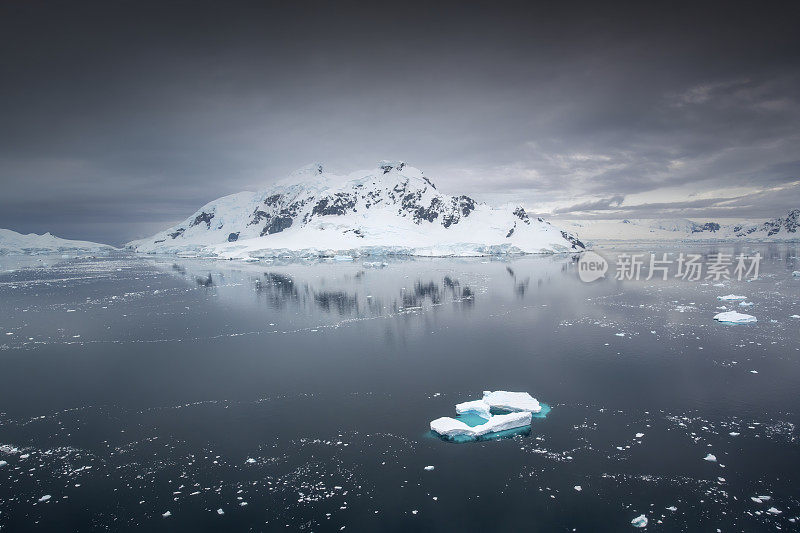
[
  {"xmin": 631, "ymin": 514, "xmax": 648, "ymax": 528},
  {"xmin": 704, "ymin": 453, "xmax": 717, "ymax": 462},
  {"xmin": 430, "ymin": 411, "xmax": 532, "ymax": 439},
  {"xmin": 482, "ymin": 390, "xmax": 542, "ymax": 413},
  {"xmin": 455, "ymin": 399, "xmax": 492, "ymax": 418},
  {"xmin": 717, "ymin": 294, "xmax": 747, "ymax": 300}
]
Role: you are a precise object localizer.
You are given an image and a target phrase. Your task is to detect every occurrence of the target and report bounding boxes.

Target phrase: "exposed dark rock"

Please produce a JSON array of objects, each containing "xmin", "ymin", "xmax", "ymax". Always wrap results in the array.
[
  {"xmin": 168, "ymin": 228, "xmax": 185, "ymax": 239},
  {"xmin": 692, "ymin": 222, "xmax": 720, "ymax": 233},
  {"xmin": 263, "ymin": 215, "xmax": 294, "ymax": 235},
  {"xmin": 190, "ymin": 211, "xmax": 214, "ymax": 229},
  {"xmin": 561, "ymin": 230, "xmax": 585, "ymax": 250},
  {"xmin": 228, "ymin": 232, "xmax": 240, "ymax": 242},
  {"xmin": 513, "ymin": 207, "xmax": 531, "ymax": 224},
  {"xmin": 312, "ymin": 193, "xmax": 357, "ymax": 217}
]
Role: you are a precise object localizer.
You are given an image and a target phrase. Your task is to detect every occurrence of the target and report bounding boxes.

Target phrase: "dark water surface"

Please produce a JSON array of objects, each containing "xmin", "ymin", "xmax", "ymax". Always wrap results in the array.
[{"xmin": 1, "ymin": 246, "xmax": 799, "ymax": 531}]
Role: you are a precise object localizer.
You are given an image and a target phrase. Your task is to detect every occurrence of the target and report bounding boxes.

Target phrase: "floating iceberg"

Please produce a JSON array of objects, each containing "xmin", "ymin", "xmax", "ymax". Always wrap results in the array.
[
  {"xmin": 431, "ymin": 390, "xmax": 547, "ymax": 441},
  {"xmin": 717, "ymin": 294, "xmax": 747, "ymax": 301},
  {"xmin": 793, "ymin": 271, "xmax": 800, "ymax": 277},
  {"xmin": 713, "ymin": 311, "xmax": 757, "ymax": 324},
  {"xmin": 631, "ymin": 514, "xmax": 648, "ymax": 528}
]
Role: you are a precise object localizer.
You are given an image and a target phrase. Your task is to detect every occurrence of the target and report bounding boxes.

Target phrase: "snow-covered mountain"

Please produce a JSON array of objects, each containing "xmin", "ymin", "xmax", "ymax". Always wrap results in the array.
[
  {"xmin": 127, "ymin": 161, "xmax": 585, "ymax": 258},
  {"xmin": 0, "ymin": 229, "xmax": 115, "ymax": 255},
  {"xmin": 560, "ymin": 209, "xmax": 800, "ymax": 243}
]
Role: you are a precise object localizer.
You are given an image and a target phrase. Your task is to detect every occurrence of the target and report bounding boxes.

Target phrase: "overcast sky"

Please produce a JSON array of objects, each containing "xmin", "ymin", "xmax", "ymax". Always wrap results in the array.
[{"xmin": 1, "ymin": 0, "xmax": 799, "ymax": 245}]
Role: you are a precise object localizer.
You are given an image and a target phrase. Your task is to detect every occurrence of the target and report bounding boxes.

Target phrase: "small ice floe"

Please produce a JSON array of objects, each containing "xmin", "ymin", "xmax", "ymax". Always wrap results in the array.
[
  {"xmin": 704, "ymin": 453, "xmax": 717, "ymax": 462},
  {"xmin": 717, "ymin": 294, "xmax": 747, "ymax": 301},
  {"xmin": 793, "ymin": 271, "xmax": 800, "ymax": 277},
  {"xmin": 738, "ymin": 301, "xmax": 754, "ymax": 307},
  {"xmin": 750, "ymin": 370, "xmax": 759, "ymax": 374},
  {"xmin": 217, "ymin": 508, "xmax": 224, "ymax": 515},
  {"xmin": 767, "ymin": 507, "xmax": 782, "ymax": 514},
  {"xmin": 635, "ymin": 433, "xmax": 645, "ymax": 438},
  {"xmin": 162, "ymin": 511, "xmax": 171, "ymax": 518},
  {"xmin": 713, "ymin": 311, "xmax": 757, "ymax": 324},
  {"xmin": 729, "ymin": 432, "xmax": 740, "ymax": 436},
  {"xmin": 245, "ymin": 458, "xmax": 256, "ymax": 464},
  {"xmin": 430, "ymin": 390, "xmax": 545, "ymax": 441},
  {"xmin": 38, "ymin": 495, "xmax": 51, "ymax": 502},
  {"xmin": 752, "ymin": 495, "xmax": 771, "ymax": 503},
  {"xmin": 424, "ymin": 465, "xmax": 435, "ymax": 471},
  {"xmin": 791, "ymin": 314, "xmax": 800, "ymax": 319},
  {"xmin": 0, "ymin": 460, "xmax": 6, "ymax": 467},
  {"xmin": 631, "ymin": 514, "xmax": 648, "ymax": 528},
  {"xmin": 666, "ymin": 506, "xmax": 677, "ymax": 512},
  {"xmin": 574, "ymin": 485, "xmax": 582, "ymax": 491},
  {"xmin": 615, "ymin": 332, "xmax": 625, "ymax": 337}
]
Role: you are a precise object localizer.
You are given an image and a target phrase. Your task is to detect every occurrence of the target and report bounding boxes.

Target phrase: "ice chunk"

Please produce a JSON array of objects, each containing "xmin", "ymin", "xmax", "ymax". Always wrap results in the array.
[
  {"xmin": 482, "ymin": 390, "xmax": 542, "ymax": 413},
  {"xmin": 704, "ymin": 453, "xmax": 717, "ymax": 462},
  {"xmin": 713, "ymin": 311, "xmax": 756, "ymax": 324},
  {"xmin": 574, "ymin": 485, "xmax": 582, "ymax": 491},
  {"xmin": 38, "ymin": 495, "xmax": 51, "ymax": 502},
  {"xmin": 635, "ymin": 433, "xmax": 645, "ymax": 438},
  {"xmin": 455, "ymin": 399, "xmax": 492, "ymax": 418},
  {"xmin": 217, "ymin": 508, "xmax": 225, "ymax": 515},
  {"xmin": 717, "ymin": 294, "xmax": 747, "ymax": 300},
  {"xmin": 767, "ymin": 507, "xmax": 782, "ymax": 514},
  {"xmin": 631, "ymin": 514, "xmax": 648, "ymax": 528},
  {"xmin": 738, "ymin": 301, "xmax": 754, "ymax": 307},
  {"xmin": 424, "ymin": 465, "xmax": 434, "ymax": 471},
  {"xmin": 430, "ymin": 411, "xmax": 532, "ymax": 439},
  {"xmin": 793, "ymin": 271, "xmax": 800, "ymax": 277},
  {"xmin": 162, "ymin": 511, "xmax": 172, "ymax": 518},
  {"xmin": 0, "ymin": 460, "xmax": 6, "ymax": 467}
]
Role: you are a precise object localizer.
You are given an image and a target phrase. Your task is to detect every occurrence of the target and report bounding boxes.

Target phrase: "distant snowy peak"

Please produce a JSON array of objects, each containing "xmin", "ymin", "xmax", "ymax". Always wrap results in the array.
[
  {"xmin": 127, "ymin": 161, "xmax": 584, "ymax": 258},
  {"xmin": 0, "ymin": 229, "xmax": 115, "ymax": 255},
  {"xmin": 733, "ymin": 208, "xmax": 798, "ymax": 237},
  {"xmin": 562, "ymin": 208, "xmax": 799, "ymax": 243}
]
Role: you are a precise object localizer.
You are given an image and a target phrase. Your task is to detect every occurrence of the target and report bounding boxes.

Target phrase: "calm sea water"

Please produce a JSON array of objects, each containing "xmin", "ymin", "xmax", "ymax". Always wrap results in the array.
[{"xmin": 0, "ymin": 245, "xmax": 798, "ymax": 531}]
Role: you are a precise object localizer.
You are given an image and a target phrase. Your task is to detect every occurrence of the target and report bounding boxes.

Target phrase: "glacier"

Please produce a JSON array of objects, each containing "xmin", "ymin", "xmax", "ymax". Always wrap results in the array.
[
  {"xmin": 0, "ymin": 228, "xmax": 115, "ymax": 256},
  {"xmin": 126, "ymin": 162, "xmax": 584, "ymax": 259}
]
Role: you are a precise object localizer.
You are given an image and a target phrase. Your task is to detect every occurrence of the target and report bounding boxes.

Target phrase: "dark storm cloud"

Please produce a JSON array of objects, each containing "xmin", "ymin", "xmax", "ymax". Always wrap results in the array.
[{"xmin": 1, "ymin": 0, "xmax": 799, "ymax": 244}]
